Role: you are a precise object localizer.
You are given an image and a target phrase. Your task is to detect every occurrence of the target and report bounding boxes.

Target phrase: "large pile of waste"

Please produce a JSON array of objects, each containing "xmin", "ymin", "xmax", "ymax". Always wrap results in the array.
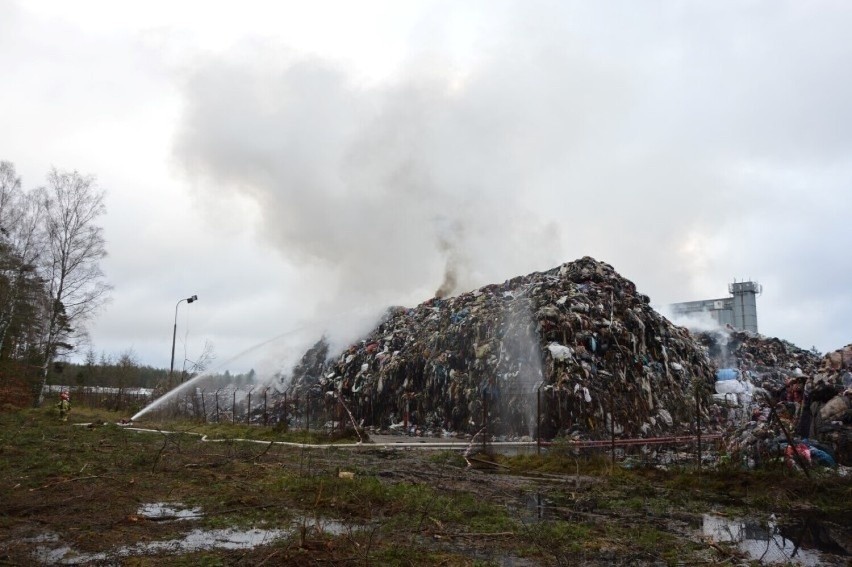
[
  {"xmin": 810, "ymin": 344, "xmax": 852, "ymax": 465},
  {"xmin": 698, "ymin": 330, "xmax": 851, "ymax": 467},
  {"xmin": 286, "ymin": 257, "xmax": 715, "ymax": 439},
  {"xmin": 696, "ymin": 330, "xmax": 822, "ymax": 410}
]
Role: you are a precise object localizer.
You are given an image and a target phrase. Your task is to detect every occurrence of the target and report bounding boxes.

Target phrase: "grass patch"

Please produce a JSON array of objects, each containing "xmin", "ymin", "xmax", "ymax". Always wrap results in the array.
[{"xmin": 2, "ymin": 409, "xmax": 849, "ymax": 566}]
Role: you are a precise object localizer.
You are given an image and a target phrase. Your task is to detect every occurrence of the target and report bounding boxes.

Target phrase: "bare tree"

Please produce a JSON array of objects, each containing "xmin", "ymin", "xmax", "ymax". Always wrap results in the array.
[
  {"xmin": 0, "ymin": 162, "xmax": 25, "ymax": 355},
  {"xmin": 0, "ymin": 161, "xmax": 21, "ymax": 224},
  {"xmin": 0, "ymin": 164, "xmax": 47, "ymax": 360},
  {"xmin": 36, "ymin": 168, "xmax": 111, "ymax": 405},
  {"xmin": 182, "ymin": 339, "xmax": 216, "ymax": 382}
]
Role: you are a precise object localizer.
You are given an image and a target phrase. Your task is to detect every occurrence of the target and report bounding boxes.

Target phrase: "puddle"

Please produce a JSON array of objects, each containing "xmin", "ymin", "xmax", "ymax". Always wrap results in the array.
[
  {"xmin": 30, "ymin": 533, "xmax": 74, "ymax": 565},
  {"xmin": 701, "ymin": 514, "xmax": 850, "ymax": 566},
  {"xmin": 291, "ymin": 515, "xmax": 354, "ymax": 536},
  {"xmin": 29, "ymin": 516, "xmax": 356, "ymax": 564},
  {"xmin": 137, "ymin": 502, "xmax": 203, "ymax": 521},
  {"xmin": 122, "ymin": 527, "xmax": 287, "ymax": 553},
  {"xmin": 507, "ymin": 493, "xmax": 557, "ymax": 523},
  {"xmin": 31, "ymin": 527, "xmax": 287, "ymax": 564}
]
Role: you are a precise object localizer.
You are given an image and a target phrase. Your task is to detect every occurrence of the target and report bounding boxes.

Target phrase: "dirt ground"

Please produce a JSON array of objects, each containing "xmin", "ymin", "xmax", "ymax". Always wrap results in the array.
[{"xmin": 1, "ymin": 407, "xmax": 850, "ymax": 566}]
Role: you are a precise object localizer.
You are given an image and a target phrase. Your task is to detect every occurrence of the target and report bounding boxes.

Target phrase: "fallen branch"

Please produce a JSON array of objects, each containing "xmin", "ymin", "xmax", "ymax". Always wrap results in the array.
[
  {"xmin": 468, "ymin": 456, "xmax": 510, "ymax": 469},
  {"xmin": 707, "ymin": 541, "xmax": 738, "ymax": 560},
  {"xmin": 338, "ymin": 394, "xmax": 364, "ymax": 443},
  {"xmin": 251, "ymin": 441, "xmax": 275, "ymax": 462},
  {"xmin": 256, "ymin": 549, "xmax": 281, "ymax": 566},
  {"xmin": 29, "ymin": 475, "xmax": 107, "ymax": 492},
  {"xmin": 463, "ymin": 426, "xmax": 487, "ymax": 468},
  {"xmin": 433, "ymin": 531, "xmax": 515, "ymax": 538}
]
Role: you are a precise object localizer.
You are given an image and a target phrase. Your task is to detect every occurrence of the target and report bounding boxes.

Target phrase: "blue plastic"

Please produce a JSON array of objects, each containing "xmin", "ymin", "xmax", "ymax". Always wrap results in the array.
[
  {"xmin": 807, "ymin": 447, "xmax": 837, "ymax": 467},
  {"xmin": 716, "ymin": 368, "xmax": 739, "ymax": 381}
]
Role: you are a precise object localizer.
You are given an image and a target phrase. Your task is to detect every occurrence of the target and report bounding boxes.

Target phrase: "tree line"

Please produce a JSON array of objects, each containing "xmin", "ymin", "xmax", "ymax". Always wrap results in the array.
[
  {"xmin": 0, "ymin": 161, "xmax": 110, "ymax": 404},
  {"xmin": 54, "ymin": 347, "xmax": 224, "ymax": 391},
  {"xmin": 56, "ymin": 350, "xmax": 166, "ymax": 390}
]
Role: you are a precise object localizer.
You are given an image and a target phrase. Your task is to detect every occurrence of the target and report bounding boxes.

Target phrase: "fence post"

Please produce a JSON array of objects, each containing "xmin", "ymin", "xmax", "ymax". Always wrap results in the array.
[
  {"xmin": 232, "ymin": 390, "xmax": 236, "ymax": 424},
  {"xmin": 482, "ymin": 389, "xmax": 488, "ymax": 454},
  {"xmin": 305, "ymin": 394, "xmax": 310, "ymax": 433},
  {"xmin": 404, "ymin": 396, "xmax": 409, "ymax": 434},
  {"xmin": 696, "ymin": 385, "xmax": 702, "ymax": 473},
  {"xmin": 263, "ymin": 388, "xmax": 268, "ymax": 426},
  {"xmin": 610, "ymin": 391, "xmax": 616, "ymax": 467},
  {"xmin": 215, "ymin": 389, "xmax": 220, "ymax": 423},
  {"xmin": 201, "ymin": 389, "xmax": 206, "ymax": 422},
  {"xmin": 247, "ymin": 388, "xmax": 253, "ymax": 425},
  {"xmin": 536, "ymin": 386, "xmax": 541, "ymax": 455}
]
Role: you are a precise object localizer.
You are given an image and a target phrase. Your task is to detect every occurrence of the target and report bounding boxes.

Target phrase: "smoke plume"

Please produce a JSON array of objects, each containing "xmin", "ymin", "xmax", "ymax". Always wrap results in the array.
[{"xmin": 172, "ymin": 5, "xmax": 852, "ymax": 353}]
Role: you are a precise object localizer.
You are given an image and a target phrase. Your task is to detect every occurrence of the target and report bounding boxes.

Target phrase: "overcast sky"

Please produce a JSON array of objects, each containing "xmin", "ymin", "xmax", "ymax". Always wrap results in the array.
[{"xmin": 1, "ymin": 0, "xmax": 850, "ymax": 373}]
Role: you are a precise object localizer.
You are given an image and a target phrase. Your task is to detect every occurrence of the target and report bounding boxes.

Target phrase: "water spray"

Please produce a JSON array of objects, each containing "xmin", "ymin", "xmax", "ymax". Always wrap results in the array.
[{"xmin": 132, "ymin": 306, "xmax": 388, "ymax": 421}]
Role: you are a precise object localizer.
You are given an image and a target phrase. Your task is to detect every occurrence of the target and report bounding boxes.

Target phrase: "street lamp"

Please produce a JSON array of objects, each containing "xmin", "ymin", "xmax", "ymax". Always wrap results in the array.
[{"xmin": 170, "ymin": 294, "xmax": 198, "ymax": 386}]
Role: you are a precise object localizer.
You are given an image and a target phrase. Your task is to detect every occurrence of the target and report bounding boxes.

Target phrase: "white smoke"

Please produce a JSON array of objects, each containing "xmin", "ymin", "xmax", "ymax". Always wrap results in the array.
[
  {"xmin": 171, "ymin": 4, "xmax": 852, "ymax": 355},
  {"xmin": 658, "ymin": 304, "xmax": 724, "ymax": 334},
  {"xmin": 172, "ymin": 43, "xmax": 589, "ymax": 316}
]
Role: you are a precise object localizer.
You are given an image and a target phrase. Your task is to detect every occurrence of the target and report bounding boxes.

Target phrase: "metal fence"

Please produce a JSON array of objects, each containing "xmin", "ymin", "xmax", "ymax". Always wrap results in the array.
[
  {"xmin": 135, "ymin": 385, "xmax": 730, "ymax": 468},
  {"xmin": 158, "ymin": 387, "xmax": 354, "ymax": 433},
  {"xmin": 40, "ymin": 380, "xmax": 740, "ymax": 469},
  {"xmin": 42, "ymin": 385, "xmax": 153, "ymax": 412}
]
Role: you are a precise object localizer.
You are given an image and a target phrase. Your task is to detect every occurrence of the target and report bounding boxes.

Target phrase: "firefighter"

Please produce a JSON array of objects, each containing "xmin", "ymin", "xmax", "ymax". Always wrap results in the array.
[{"xmin": 56, "ymin": 391, "xmax": 71, "ymax": 422}]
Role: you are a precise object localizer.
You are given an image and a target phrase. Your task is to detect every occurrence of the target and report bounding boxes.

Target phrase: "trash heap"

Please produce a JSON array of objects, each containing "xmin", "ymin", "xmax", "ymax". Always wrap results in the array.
[
  {"xmin": 810, "ymin": 344, "xmax": 852, "ymax": 465},
  {"xmin": 285, "ymin": 257, "xmax": 715, "ymax": 439},
  {"xmin": 822, "ymin": 344, "xmax": 852, "ymax": 386},
  {"xmin": 731, "ymin": 332, "xmax": 821, "ymax": 385},
  {"xmin": 698, "ymin": 330, "xmax": 851, "ymax": 467}
]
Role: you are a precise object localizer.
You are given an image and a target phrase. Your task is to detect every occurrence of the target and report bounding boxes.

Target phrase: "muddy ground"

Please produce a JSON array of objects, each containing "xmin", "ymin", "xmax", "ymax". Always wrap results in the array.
[{"xmin": 1, "ymin": 408, "xmax": 850, "ymax": 566}]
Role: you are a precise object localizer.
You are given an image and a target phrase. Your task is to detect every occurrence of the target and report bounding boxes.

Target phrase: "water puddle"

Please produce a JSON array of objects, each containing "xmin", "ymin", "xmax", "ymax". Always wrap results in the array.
[
  {"xmin": 29, "ymin": 533, "xmax": 74, "ymax": 565},
  {"xmin": 507, "ymin": 493, "xmax": 558, "ymax": 523},
  {"xmin": 701, "ymin": 514, "xmax": 850, "ymax": 566},
  {"xmin": 29, "ymin": 511, "xmax": 357, "ymax": 564},
  {"xmin": 292, "ymin": 515, "xmax": 353, "ymax": 536},
  {"xmin": 120, "ymin": 526, "xmax": 287, "ymax": 554},
  {"xmin": 32, "ymin": 527, "xmax": 286, "ymax": 564},
  {"xmin": 137, "ymin": 502, "xmax": 203, "ymax": 521}
]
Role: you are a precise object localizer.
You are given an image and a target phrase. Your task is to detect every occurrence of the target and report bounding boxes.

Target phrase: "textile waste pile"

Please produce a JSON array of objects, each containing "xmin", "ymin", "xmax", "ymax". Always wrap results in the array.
[
  {"xmin": 285, "ymin": 257, "xmax": 715, "ymax": 439},
  {"xmin": 810, "ymin": 344, "xmax": 852, "ymax": 465},
  {"xmin": 698, "ymin": 330, "xmax": 851, "ymax": 467}
]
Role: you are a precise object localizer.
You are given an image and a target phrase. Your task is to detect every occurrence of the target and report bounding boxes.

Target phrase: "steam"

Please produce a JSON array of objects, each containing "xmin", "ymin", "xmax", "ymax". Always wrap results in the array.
[
  {"xmin": 658, "ymin": 305, "xmax": 724, "ymax": 334},
  {"xmin": 658, "ymin": 304, "xmax": 733, "ymax": 367},
  {"xmin": 171, "ymin": 5, "xmax": 852, "ymax": 354},
  {"xmin": 173, "ymin": 45, "xmax": 566, "ymax": 316},
  {"xmin": 434, "ymin": 218, "xmax": 465, "ymax": 298},
  {"xmin": 132, "ymin": 305, "xmax": 388, "ymax": 420}
]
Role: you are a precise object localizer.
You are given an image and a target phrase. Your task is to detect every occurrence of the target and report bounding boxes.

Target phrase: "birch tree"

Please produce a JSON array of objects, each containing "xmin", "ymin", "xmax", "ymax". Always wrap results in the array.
[
  {"xmin": 0, "ymin": 163, "xmax": 25, "ymax": 348},
  {"xmin": 36, "ymin": 168, "xmax": 111, "ymax": 404},
  {"xmin": 0, "ymin": 163, "xmax": 46, "ymax": 360},
  {"xmin": 0, "ymin": 161, "xmax": 21, "ymax": 223}
]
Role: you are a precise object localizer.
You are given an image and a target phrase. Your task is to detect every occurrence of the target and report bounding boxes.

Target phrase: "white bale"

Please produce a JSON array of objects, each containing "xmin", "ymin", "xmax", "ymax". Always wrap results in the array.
[
  {"xmin": 547, "ymin": 343, "xmax": 574, "ymax": 361},
  {"xmin": 715, "ymin": 380, "xmax": 745, "ymax": 395}
]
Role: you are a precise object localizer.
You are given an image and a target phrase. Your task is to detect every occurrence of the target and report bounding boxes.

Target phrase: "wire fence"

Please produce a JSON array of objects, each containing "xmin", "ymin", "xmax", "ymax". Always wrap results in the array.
[
  {"xmin": 108, "ymin": 385, "xmax": 729, "ymax": 469},
  {"xmin": 38, "ymin": 381, "xmax": 750, "ymax": 470},
  {"xmin": 42, "ymin": 385, "xmax": 153, "ymax": 412}
]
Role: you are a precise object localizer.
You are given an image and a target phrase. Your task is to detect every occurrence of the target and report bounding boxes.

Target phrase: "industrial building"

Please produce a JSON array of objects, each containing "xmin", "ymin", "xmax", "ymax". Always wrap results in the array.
[{"xmin": 670, "ymin": 281, "xmax": 762, "ymax": 333}]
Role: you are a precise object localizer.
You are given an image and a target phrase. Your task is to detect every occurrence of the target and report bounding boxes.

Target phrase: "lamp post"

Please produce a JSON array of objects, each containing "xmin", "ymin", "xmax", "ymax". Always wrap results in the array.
[{"xmin": 169, "ymin": 294, "xmax": 198, "ymax": 387}]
